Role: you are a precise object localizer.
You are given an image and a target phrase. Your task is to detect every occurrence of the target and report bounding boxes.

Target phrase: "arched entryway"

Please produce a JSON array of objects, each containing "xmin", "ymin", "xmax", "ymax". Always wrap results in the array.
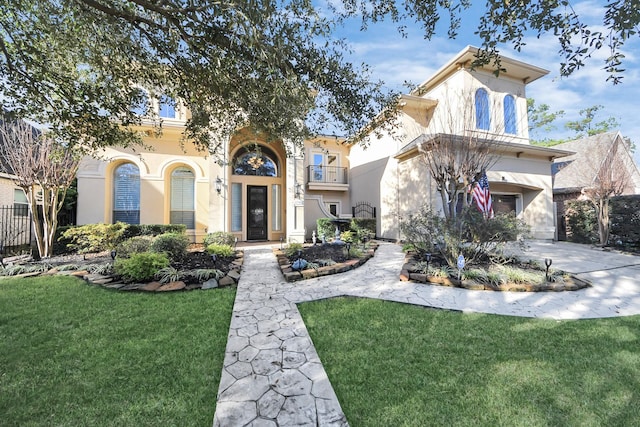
[{"xmin": 228, "ymin": 138, "xmax": 287, "ymax": 242}]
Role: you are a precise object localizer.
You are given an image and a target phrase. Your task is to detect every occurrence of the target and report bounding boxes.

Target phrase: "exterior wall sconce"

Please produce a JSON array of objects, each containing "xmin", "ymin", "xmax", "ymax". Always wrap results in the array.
[
  {"xmin": 215, "ymin": 176, "xmax": 222, "ymax": 194},
  {"xmin": 295, "ymin": 182, "xmax": 302, "ymax": 198}
]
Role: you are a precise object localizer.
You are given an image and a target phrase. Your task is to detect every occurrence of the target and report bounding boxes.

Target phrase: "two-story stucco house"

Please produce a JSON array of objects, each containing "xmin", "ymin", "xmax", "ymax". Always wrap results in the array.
[{"xmin": 76, "ymin": 46, "xmax": 569, "ymax": 243}]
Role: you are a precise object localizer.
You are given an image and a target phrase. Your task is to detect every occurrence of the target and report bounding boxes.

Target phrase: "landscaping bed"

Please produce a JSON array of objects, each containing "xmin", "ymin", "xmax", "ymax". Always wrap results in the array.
[
  {"xmin": 274, "ymin": 241, "xmax": 379, "ymax": 282},
  {"xmin": 0, "ymin": 247, "xmax": 244, "ymax": 292},
  {"xmin": 400, "ymin": 252, "xmax": 590, "ymax": 291}
]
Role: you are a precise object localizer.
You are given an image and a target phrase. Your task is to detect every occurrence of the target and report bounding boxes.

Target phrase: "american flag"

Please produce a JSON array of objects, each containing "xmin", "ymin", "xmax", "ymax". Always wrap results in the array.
[{"xmin": 472, "ymin": 171, "xmax": 494, "ymax": 218}]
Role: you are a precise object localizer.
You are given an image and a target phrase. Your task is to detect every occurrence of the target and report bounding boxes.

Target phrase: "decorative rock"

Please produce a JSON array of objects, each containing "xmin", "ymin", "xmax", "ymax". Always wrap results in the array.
[
  {"xmin": 219, "ymin": 276, "xmax": 236, "ymax": 287},
  {"xmin": 157, "ymin": 281, "xmax": 186, "ymax": 292},
  {"xmin": 227, "ymin": 269, "xmax": 241, "ymax": 281},
  {"xmin": 202, "ymin": 278, "xmax": 219, "ymax": 289},
  {"xmin": 141, "ymin": 281, "xmax": 163, "ymax": 291}
]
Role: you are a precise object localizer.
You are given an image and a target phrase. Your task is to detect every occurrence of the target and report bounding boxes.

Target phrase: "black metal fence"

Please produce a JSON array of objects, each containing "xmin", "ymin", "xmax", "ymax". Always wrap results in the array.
[
  {"xmin": 352, "ymin": 201, "xmax": 376, "ymax": 218},
  {"xmin": 0, "ymin": 205, "xmax": 32, "ymax": 254}
]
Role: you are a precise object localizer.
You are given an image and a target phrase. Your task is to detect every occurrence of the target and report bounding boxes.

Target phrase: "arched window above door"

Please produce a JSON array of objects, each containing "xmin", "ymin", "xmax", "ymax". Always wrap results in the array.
[{"xmin": 232, "ymin": 145, "xmax": 279, "ymax": 177}]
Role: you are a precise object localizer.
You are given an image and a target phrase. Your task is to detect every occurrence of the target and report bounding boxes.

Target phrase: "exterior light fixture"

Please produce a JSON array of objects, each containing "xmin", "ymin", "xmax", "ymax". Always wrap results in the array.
[
  {"xmin": 424, "ymin": 252, "xmax": 432, "ymax": 272},
  {"xmin": 295, "ymin": 182, "xmax": 302, "ymax": 198},
  {"xmin": 545, "ymin": 258, "xmax": 553, "ymax": 281},
  {"xmin": 345, "ymin": 242, "xmax": 351, "ymax": 258},
  {"xmin": 110, "ymin": 249, "xmax": 117, "ymax": 260},
  {"xmin": 234, "ymin": 237, "xmax": 238, "ymax": 250},
  {"xmin": 215, "ymin": 176, "xmax": 222, "ymax": 194},
  {"xmin": 279, "ymin": 236, "xmax": 284, "ymax": 250}
]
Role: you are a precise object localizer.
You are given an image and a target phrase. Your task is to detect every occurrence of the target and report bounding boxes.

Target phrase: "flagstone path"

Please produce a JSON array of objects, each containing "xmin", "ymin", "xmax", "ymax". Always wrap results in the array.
[{"xmin": 213, "ymin": 241, "xmax": 640, "ymax": 426}]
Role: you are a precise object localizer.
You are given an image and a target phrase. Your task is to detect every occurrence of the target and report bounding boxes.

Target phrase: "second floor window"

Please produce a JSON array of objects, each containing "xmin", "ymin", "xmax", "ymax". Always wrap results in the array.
[
  {"xmin": 475, "ymin": 88, "xmax": 490, "ymax": 131},
  {"xmin": 504, "ymin": 94, "xmax": 517, "ymax": 134},
  {"xmin": 159, "ymin": 95, "xmax": 176, "ymax": 119},
  {"xmin": 311, "ymin": 151, "xmax": 339, "ymax": 182}
]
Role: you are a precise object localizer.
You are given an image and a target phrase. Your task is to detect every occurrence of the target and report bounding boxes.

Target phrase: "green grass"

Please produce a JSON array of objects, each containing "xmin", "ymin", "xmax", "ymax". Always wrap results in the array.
[
  {"xmin": 0, "ymin": 276, "xmax": 236, "ymax": 427},
  {"xmin": 299, "ymin": 297, "xmax": 640, "ymax": 427}
]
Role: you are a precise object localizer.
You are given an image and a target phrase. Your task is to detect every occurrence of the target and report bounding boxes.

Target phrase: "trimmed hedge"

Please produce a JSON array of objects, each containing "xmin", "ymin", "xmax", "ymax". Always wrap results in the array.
[{"xmin": 315, "ymin": 217, "xmax": 377, "ymax": 243}]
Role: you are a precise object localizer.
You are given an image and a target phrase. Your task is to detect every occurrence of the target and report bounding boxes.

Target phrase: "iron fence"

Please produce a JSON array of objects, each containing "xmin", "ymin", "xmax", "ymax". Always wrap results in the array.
[{"xmin": 0, "ymin": 205, "xmax": 32, "ymax": 254}]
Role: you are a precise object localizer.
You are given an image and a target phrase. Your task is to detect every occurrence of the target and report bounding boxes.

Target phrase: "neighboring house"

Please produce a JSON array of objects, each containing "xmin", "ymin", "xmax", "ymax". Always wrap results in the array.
[
  {"xmin": 76, "ymin": 46, "xmax": 569, "ymax": 243},
  {"xmin": 552, "ymin": 132, "xmax": 640, "ymax": 240},
  {"xmin": 0, "ymin": 120, "xmax": 34, "ymax": 250}
]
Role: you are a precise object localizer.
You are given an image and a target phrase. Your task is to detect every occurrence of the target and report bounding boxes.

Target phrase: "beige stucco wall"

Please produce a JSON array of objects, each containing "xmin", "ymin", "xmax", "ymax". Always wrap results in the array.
[
  {"xmin": 0, "ymin": 175, "xmax": 16, "ymax": 206},
  {"xmin": 76, "ymin": 125, "xmax": 213, "ymax": 242}
]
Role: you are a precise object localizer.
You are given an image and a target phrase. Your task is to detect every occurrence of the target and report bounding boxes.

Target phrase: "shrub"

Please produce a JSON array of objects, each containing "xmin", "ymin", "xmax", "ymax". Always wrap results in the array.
[
  {"xmin": 285, "ymin": 242, "xmax": 304, "ymax": 258},
  {"xmin": 61, "ymin": 223, "xmax": 128, "ymax": 254},
  {"xmin": 350, "ymin": 218, "xmax": 376, "ymax": 241},
  {"xmin": 206, "ymin": 243, "xmax": 235, "ymax": 258},
  {"xmin": 565, "ymin": 201, "xmax": 598, "ymax": 244},
  {"xmin": 122, "ymin": 224, "xmax": 187, "ymax": 239},
  {"xmin": 155, "ymin": 266, "xmax": 182, "ymax": 283},
  {"xmin": 114, "ymin": 252, "xmax": 169, "ymax": 282},
  {"xmin": 115, "ymin": 236, "xmax": 154, "ymax": 258},
  {"xmin": 203, "ymin": 231, "xmax": 236, "ymax": 247},
  {"xmin": 340, "ymin": 230, "xmax": 355, "ymax": 243},
  {"xmin": 399, "ymin": 206, "xmax": 529, "ymax": 268},
  {"xmin": 150, "ymin": 232, "xmax": 190, "ymax": 260}
]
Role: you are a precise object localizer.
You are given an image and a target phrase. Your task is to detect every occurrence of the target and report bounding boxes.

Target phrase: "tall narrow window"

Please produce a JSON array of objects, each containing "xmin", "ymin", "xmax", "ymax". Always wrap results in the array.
[
  {"xmin": 271, "ymin": 184, "xmax": 281, "ymax": 231},
  {"xmin": 504, "ymin": 94, "xmax": 517, "ymax": 134},
  {"xmin": 170, "ymin": 167, "xmax": 195, "ymax": 229},
  {"xmin": 231, "ymin": 183, "xmax": 242, "ymax": 232},
  {"xmin": 113, "ymin": 163, "xmax": 140, "ymax": 224},
  {"xmin": 475, "ymin": 88, "xmax": 490, "ymax": 130},
  {"xmin": 159, "ymin": 95, "xmax": 176, "ymax": 119}
]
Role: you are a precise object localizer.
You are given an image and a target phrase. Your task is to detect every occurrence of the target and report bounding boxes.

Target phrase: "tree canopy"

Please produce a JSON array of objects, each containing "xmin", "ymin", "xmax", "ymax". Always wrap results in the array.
[{"xmin": 1, "ymin": 1, "xmax": 638, "ymax": 157}]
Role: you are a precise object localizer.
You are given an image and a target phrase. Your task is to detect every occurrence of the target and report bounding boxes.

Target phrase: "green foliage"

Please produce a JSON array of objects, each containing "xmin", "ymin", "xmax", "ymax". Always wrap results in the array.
[
  {"xmin": 155, "ymin": 266, "xmax": 182, "ymax": 284},
  {"xmin": 115, "ymin": 236, "xmax": 154, "ymax": 259},
  {"xmin": 399, "ymin": 206, "xmax": 529, "ymax": 268},
  {"xmin": 113, "ymin": 252, "xmax": 169, "ymax": 282},
  {"xmin": 340, "ymin": 230, "xmax": 355, "ymax": 243},
  {"xmin": 193, "ymin": 269, "xmax": 224, "ymax": 282},
  {"xmin": 149, "ymin": 233, "xmax": 190, "ymax": 260},
  {"xmin": 0, "ymin": 1, "xmax": 395, "ymax": 156},
  {"xmin": 565, "ymin": 105, "xmax": 620, "ymax": 138},
  {"xmin": 206, "ymin": 244, "xmax": 235, "ymax": 258},
  {"xmin": 61, "ymin": 223, "xmax": 127, "ymax": 254},
  {"xmin": 609, "ymin": 195, "xmax": 640, "ymax": 251},
  {"xmin": 316, "ymin": 218, "xmax": 336, "ymax": 241},
  {"xmin": 122, "ymin": 224, "xmax": 187, "ymax": 239},
  {"xmin": 285, "ymin": 242, "xmax": 304, "ymax": 258},
  {"xmin": 565, "ymin": 201, "xmax": 598, "ymax": 244},
  {"xmin": 203, "ymin": 231, "xmax": 236, "ymax": 247},
  {"xmin": 350, "ymin": 218, "xmax": 376, "ymax": 240}
]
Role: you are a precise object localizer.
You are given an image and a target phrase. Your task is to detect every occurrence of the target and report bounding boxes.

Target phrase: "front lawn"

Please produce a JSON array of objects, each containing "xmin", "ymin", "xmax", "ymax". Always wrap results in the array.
[
  {"xmin": 0, "ymin": 276, "xmax": 235, "ymax": 426},
  {"xmin": 299, "ymin": 297, "xmax": 640, "ymax": 426}
]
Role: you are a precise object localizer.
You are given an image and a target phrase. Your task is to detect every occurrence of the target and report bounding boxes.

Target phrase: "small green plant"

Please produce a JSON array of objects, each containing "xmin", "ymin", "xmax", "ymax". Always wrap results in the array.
[
  {"xmin": 203, "ymin": 231, "xmax": 236, "ymax": 247},
  {"xmin": 150, "ymin": 233, "xmax": 190, "ymax": 260},
  {"xmin": 87, "ymin": 263, "xmax": 113, "ymax": 275},
  {"xmin": 285, "ymin": 242, "xmax": 304, "ymax": 258},
  {"xmin": 0, "ymin": 265, "xmax": 27, "ymax": 276},
  {"xmin": 316, "ymin": 259, "xmax": 337, "ymax": 267},
  {"xmin": 61, "ymin": 222, "xmax": 128, "ymax": 254},
  {"xmin": 340, "ymin": 230, "xmax": 355, "ymax": 243},
  {"xmin": 193, "ymin": 269, "xmax": 224, "ymax": 281},
  {"xmin": 462, "ymin": 268, "xmax": 489, "ymax": 283},
  {"xmin": 114, "ymin": 252, "xmax": 169, "ymax": 282},
  {"xmin": 116, "ymin": 236, "xmax": 153, "ymax": 258},
  {"xmin": 56, "ymin": 264, "xmax": 81, "ymax": 271},
  {"xmin": 346, "ymin": 247, "xmax": 363, "ymax": 258},
  {"xmin": 155, "ymin": 266, "xmax": 182, "ymax": 283},
  {"xmin": 206, "ymin": 243, "xmax": 235, "ymax": 258}
]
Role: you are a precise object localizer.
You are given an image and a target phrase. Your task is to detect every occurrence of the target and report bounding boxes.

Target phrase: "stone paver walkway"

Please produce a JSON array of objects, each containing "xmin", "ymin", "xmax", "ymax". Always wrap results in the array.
[{"xmin": 213, "ymin": 241, "xmax": 640, "ymax": 426}]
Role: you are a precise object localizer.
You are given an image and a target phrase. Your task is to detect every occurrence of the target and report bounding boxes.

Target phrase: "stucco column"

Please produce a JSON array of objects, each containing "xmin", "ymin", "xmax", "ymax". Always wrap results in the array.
[{"xmin": 286, "ymin": 141, "xmax": 305, "ymax": 243}]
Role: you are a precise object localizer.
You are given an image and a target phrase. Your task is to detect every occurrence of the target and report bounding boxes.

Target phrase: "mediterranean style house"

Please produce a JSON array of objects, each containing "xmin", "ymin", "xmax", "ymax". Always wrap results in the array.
[{"xmin": 76, "ymin": 46, "xmax": 571, "ymax": 243}]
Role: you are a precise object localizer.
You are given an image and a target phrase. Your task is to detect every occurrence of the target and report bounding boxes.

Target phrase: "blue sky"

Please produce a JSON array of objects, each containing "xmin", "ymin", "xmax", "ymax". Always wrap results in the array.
[{"xmin": 328, "ymin": 0, "xmax": 640, "ymax": 165}]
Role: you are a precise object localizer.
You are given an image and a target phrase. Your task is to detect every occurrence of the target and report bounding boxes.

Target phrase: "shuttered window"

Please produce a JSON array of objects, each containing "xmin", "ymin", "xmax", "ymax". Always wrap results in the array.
[
  {"xmin": 170, "ymin": 167, "xmax": 195, "ymax": 229},
  {"xmin": 113, "ymin": 163, "xmax": 140, "ymax": 224}
]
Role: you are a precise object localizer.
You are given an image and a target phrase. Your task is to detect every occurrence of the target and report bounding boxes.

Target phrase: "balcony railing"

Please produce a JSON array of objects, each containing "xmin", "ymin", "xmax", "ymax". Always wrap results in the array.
[{"xmin": 306, "ymin": 165, "xmax": 348, "ymax": 185}]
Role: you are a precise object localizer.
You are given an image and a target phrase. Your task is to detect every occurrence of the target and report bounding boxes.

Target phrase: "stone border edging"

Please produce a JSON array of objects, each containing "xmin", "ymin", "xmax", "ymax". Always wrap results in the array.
[
  {"xmin": 400, "ymin": 252, "xmax": 591, "ymax": 291},
  {"xmin": 273, "ymin": 242, "xmax": 379, "ymax": 282}
]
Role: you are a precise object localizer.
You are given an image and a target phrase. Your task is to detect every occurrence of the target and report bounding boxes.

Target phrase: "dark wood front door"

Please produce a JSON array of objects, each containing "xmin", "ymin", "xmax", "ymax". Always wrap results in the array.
[{"xmin": 247, "ymin": 186, "xmax": 267, "ymax": 240}]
